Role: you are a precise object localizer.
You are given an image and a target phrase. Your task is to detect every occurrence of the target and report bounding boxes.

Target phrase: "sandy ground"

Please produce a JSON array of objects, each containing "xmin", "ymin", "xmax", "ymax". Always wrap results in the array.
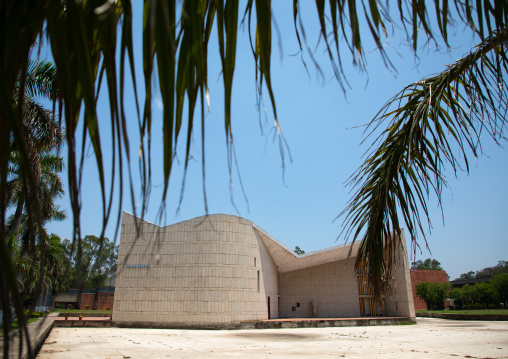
[{"xmin": 38, "ymin": 318, "xmax": 508, "ymax": 358}]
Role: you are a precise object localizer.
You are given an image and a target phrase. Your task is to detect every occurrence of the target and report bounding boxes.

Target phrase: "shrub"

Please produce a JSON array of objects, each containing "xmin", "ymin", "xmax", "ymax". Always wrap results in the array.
[
  {"xmin": 415, "ymin": 281, "xmax": 451, "ymax": 310},
  {"xmin": 463, "ymin": 282, "xmax": 497, "ymax": 306},
  {"xmin": 23, "ymin": 310, "xmax": 44, "ymax": 318},
  {"xmin": 491, "ymin": 273, "xmax": 508, "ymax": 307}
]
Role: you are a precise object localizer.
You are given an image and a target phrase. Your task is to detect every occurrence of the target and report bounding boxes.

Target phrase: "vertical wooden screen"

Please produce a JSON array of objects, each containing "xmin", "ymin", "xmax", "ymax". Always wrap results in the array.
[{"xmin": 357, "ymin": 260, "xmax": 384, "ymax": 317}]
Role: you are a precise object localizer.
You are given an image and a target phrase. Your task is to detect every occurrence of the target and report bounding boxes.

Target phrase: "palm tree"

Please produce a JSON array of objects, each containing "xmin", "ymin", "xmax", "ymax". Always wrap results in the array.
[
  {"xmin": 1, "ymin": 58, "xmax": 62, "ymax": 356},
  {"xmin": 8, "ymin": 60, "xmax": 62, "ymax": 238},
  {"xmin": 1, "ymin": 1, "xmax": 507, "ymax": 354},
  {"xmin": 7, "ymin": 149, "xmax": 66, "ymax": 305}
]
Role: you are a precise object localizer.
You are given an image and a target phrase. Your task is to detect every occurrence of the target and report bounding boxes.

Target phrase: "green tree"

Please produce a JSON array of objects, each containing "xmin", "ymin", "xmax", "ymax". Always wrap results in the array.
[
  {"xmin": 457, "ymin": 271, "xmax": 476, "ymax": 281},
  {"xmin": 448, "ymin": 288, "xmax": 465, "ymax": 309},
  {"xmin": 415, "ymin": 281, "xmax": 451, "ymax": 310},
  {"xmin": 2, "ymin": 2, "xmax": 508, "ymax": 354},
  {"xmin": 2, "ymin": 59, "xmax": 62, "ymax": 342},
  {"xmin": 491, "ymin": 273, "xmax": 508, "ymax": 307},
  {"xmin": 5, "ymin": 231, "xmax": 68, "ymax": 313},
  {"xmin": 411, "ymin": 259, "xmax": 443, "ymax": 271},
  {"xmin": 294, "ymin": 246, "xmax": 305, "ymax": 255},
  {"xmin": 454, "ymin": 261, "xmax": 508, "ymax": 280},
  {"xmin": 462, "ymin": 282, "xmax": 498, "ymax": 308},
  {"xmin": 63, "ymin": 235, "xmax": 118, "ymax": 290},
  {"xmin": 6, "ymin": 151, "xmax": 66, "ymax": 305},
  {"xmin": 7, "ymin": 60, "xmax": 60, "ymax": 238},
  {"xmin": 476, "ymin": 261, "xmax": 508, "ymax": 278},
  {"xmin": 42, "ymin": 234, "xmax": 69, "ymax": 295}
]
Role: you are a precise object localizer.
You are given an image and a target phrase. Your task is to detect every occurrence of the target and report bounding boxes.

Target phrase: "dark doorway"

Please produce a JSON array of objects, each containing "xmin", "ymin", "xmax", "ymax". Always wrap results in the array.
[{"xmin": 267, "ymin": 296, "xmax": 271, "ymax": 319}]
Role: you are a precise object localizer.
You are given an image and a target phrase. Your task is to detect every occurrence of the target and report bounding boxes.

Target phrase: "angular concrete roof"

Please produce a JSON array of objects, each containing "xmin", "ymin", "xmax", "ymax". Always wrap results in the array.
[{"xmin": 250, "ymin": 219, "xmax": 359, "ymax": 273}]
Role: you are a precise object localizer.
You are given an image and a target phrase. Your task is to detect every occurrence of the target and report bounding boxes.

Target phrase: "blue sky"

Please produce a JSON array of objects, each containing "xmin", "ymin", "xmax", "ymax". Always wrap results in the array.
[{"xmin": 43, "ymin": 2, "xmax": 507, "ymax": 280}]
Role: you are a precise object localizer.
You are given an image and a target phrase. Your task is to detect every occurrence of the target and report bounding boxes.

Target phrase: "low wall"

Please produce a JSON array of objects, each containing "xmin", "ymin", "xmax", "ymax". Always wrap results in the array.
[
  {"xmin": 240, "ymin": 317, "xmax": 416, "ymax": 329},
  {"xmin": 0, "ymin": 314, "xmax": 57, "ymax": 359},
  {"xmin": 58, "ymin": 313, "xmax": 111, "ymax": 317},
  {"xmin": 54, "ymin": 320, "xmax": 112, "ymax": 328},
  {"xmin": 417, "ymin": 312, "xmax": 508, "ymax": 321},
  {"xmin": 115, "ymin": 317, "xmax": 416, "ymax": 330}
]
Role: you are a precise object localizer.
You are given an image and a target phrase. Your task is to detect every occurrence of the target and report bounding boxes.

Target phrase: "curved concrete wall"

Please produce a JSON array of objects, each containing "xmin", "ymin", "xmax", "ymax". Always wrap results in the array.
[{"xmin": 113, "ymin": 213, "xmax": 278, "ymax": 327}]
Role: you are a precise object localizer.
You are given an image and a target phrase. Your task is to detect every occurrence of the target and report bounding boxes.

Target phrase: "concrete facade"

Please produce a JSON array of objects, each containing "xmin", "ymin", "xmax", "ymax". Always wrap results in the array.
[{"xmin": 113, "ymin": 212, "xmax": 415, "ymax": 328}]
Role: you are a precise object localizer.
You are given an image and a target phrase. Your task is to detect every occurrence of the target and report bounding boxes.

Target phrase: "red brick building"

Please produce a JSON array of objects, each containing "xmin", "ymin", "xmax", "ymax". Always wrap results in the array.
[
  {"xmin": 79, "ymin": 291, "xmax": 115, "ymax": 311},
  {"xmin": 53, "ymin": 288, "xmax": 115, "ymax": 311},
  {"xmin": 410, "ymin": 270, "xmax": 449, "ymax": 310}
]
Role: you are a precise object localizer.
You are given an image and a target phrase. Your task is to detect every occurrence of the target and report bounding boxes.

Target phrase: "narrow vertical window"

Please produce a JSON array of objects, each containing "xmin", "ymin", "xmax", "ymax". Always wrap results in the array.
[
  {"xmin": 257, "ymin": 270, "xmax": 260, "ymax": 291},
  {"xmin": 254, "ymin": 257, "xmax": 256, "ymax": 267},
  {"xmin": 267, "ymin": 296, "xmax": 271, "ymax": 319}
]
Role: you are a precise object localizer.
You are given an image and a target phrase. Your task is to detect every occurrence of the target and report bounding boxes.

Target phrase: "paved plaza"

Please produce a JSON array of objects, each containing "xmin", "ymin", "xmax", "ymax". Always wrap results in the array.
[{"xmin": 37, "ymin": 318, "xmax": 508, "ymax": 358}]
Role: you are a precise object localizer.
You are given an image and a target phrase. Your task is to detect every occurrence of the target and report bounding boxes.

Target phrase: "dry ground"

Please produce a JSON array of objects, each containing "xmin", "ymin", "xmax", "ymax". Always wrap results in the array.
[{"xmin": 38, "ymin": 318, "xmax": 508, "ymax": 358}]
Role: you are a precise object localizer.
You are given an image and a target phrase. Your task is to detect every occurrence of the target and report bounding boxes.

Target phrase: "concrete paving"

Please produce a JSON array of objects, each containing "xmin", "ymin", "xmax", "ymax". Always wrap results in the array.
[{"xmin": 37, "ymin": 318, "xmax": 508, "ymax": 358}]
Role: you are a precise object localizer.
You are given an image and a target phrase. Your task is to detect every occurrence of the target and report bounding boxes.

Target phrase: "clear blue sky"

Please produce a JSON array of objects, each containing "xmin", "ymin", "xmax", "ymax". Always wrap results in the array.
[{"xmin": 43, "ymin": 2, "xmax": 507, "ymax": 280}]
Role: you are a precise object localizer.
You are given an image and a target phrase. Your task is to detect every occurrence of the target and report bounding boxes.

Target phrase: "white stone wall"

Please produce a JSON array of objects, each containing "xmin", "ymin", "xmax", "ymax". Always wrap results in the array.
[
  {"xmin": 114, "ymin": 213, "xmax": 414, "ymax": 326},
  {"xmin": 278, "ymin": 259, "xmax": 361, "ymax": 318},
  {"xmin": 114, "ymin": 213, "xmax": 278, "ymax": 326},
  {"xmin": 384, "ymin": 232, "xmax": 416, "ymax": 318}
]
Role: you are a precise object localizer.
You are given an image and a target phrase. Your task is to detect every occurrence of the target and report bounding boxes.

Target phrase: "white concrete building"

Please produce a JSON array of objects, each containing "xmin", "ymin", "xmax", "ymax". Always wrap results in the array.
[{"xmin": 113, "ymin": 212, "xmax": 415, "ymax": 328}]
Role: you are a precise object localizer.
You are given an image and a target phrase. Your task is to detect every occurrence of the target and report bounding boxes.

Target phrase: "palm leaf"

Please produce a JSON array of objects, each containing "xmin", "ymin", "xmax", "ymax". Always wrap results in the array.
[
  {"xmin": 339, "ymin": 27, "xmax": 508, "ymax": 298},
  {"xmin": 23, "ymin": 60, "xmax": 57, "ymax": 100}
]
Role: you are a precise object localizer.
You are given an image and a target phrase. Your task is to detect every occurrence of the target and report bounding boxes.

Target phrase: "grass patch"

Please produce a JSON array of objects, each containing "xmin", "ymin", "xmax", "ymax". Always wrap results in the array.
[
  {"xmin": 53, "ymin": 309, "xmax": 108, "ymax": 313},
  {"xmin": 416, "ymin": 309, "xmax": 508, "ymax": 315}
]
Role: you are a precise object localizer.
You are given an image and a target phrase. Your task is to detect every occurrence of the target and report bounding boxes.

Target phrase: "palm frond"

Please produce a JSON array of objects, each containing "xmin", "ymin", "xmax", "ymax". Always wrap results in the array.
[
  {"xmin": 23, "ymin": 60, "xmax": 57, "ymax": 99},
  {"xmin": 340, "ymin": 27, "xmax": 508, "ymax": 298}
]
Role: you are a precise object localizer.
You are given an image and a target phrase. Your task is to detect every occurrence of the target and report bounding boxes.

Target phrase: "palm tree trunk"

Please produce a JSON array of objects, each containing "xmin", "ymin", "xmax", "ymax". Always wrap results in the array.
[{"xmin": 9, "ymin": 199, "xmax": 23, "ymax": 237}]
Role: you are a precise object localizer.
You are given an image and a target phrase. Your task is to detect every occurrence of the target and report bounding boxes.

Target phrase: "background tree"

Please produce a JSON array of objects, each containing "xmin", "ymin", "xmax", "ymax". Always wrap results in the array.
[
  {"xmin": 476, "ymin": 261, "xmax": 508, "ymax": 278},
  {"xmin": 460, "ymin": 283, "xmax": 498, "ymax": 308},
  {"xmin": 63, "ymin": 235, "xmax": 118, "ymax": 290},
  {"xmin": 7, "ymin": 60, "xmax": 60, "ymax": 238},
  {"xmin": 6, "ymin": 142, "xmax": 66, "ymax": 308},
  {"xmin": 448, "ymin": 288, "xmax": 465, "ymax": 309},
  {"xmin": 5, "ymin": 231, "xmax": 67, "ymax": 310},
  {"xmin": 294, "ymin": 246, "xmax": 305, "ymax": 255},
  {"xmin": 457, "ymin": 271, "xmax": 476, "ymax": 281},
  {"xmin": 491, "ymin": 273, "xmax": 508, "ymax": 307},
  {"xmin": 454, "ymin": 261, "xmax": 508, "ymax": 281},
  {"xmin": 415, "ymin": 281, "xmax": 451, "ymax": 310},
  {"xmin": 411, "ymin": 259, "xmax": 444, "ymax": 271},
  {"xmin": 2, "ymin": 59, "xmax": 63, "ymax": 338}
]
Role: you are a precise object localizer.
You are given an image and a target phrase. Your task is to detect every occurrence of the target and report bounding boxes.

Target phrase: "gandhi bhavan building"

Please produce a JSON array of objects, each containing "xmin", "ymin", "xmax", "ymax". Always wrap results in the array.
[{"xmin": 113, "ymin": 212, "xmax": 415, "ymax": 328}]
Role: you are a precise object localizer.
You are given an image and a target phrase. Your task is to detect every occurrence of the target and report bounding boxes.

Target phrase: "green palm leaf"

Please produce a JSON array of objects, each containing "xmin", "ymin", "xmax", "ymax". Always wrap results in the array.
[{"xmin": 340, "ymin": 27, "xmax": 508, "ymax": 298}]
